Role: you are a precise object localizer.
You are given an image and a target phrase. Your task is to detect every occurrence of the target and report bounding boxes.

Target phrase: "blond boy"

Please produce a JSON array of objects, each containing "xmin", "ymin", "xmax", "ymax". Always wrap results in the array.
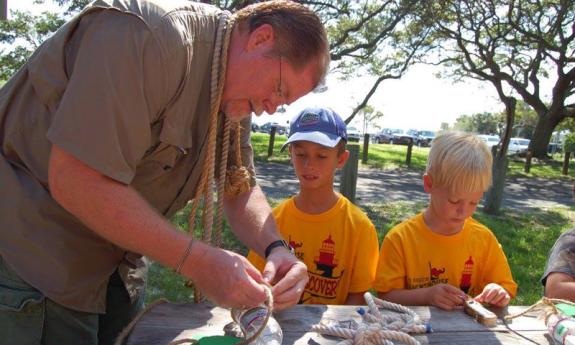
[
  {"xmin": 247, "ymin": 107, "xmax": 379, "ymax": 305},
  {"xmin": 375, "ymin": 131, "xmax": 517, "ymax": 310}
]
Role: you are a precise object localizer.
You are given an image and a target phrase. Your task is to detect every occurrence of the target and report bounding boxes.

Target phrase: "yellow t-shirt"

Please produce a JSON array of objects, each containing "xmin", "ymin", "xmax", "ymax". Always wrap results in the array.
[
  {"xmin": 247, "ymin": 195, "xmax": 379, "ymax": 305},
  {"xmin": 374, "ymin": 213, "xmax": 517, "ymax": 298}
]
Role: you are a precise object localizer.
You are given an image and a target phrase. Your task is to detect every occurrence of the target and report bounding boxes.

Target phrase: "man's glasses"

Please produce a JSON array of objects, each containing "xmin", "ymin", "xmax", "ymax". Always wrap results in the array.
[{"xmin": 277, "ymin": 56, "xmax": 286, "ymax": 113}]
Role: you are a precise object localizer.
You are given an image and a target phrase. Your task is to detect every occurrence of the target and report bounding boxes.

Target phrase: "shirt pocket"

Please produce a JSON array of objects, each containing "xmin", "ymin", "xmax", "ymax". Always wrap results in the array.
[{"xmin": 134, "ymin": 142, "xmax": 185, "ymax": 184}]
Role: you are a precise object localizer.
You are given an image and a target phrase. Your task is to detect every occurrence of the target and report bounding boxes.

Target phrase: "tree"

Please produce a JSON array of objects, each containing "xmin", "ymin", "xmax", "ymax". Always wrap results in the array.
[
  {"xmin": 357, "ymin": 104, "xmax": 384, "ymax": 135},
  {"xmin": 453, "ymin": 112, "xmax": 500, "ymax": 135},
  {"xmin": 425, "ymin": 0, "xmax": 574, "ymax": 159}
]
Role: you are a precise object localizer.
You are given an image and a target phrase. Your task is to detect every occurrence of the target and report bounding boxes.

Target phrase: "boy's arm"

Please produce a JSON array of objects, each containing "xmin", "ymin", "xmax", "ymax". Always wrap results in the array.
[
  {"xmin": 475, "ymin": 232, "xmax": 517, "ymax": 303},
  {"xmin": 378, "ymin": 284, "xmax": 466, "ymax": 310},
  {"xmin": 345, "ymin": 292, "xmax": 368, "ymax": 305},
  {"xmin": 545, "ymin": 272, "xmax": 575, "ymax": 301}
]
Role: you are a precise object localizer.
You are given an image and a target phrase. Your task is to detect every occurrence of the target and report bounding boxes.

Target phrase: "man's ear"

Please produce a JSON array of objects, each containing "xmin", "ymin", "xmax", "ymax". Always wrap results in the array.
[
  {"xmin": 423, "ymin": 174, "xmax": 432, "ymax": 194},
  {"xmin": 246, "ymin": 24, "xmax": 275, "ymax": 51},
  {"xmin": 337, "ymin": 150, "xmax": 350, "ymax": 169}
]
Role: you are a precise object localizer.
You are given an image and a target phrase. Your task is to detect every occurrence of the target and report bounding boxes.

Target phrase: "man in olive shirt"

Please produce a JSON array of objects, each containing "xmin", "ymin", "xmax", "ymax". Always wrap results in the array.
[{"xmin": 0, "ymin": 0, "xmax": 330, "ymax": 343}]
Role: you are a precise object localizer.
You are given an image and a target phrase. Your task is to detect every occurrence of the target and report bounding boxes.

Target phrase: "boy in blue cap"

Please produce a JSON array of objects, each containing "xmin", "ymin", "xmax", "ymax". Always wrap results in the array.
[{"xmin": 247, "ymin": 106, "xmax": 379, "ymax": 305}]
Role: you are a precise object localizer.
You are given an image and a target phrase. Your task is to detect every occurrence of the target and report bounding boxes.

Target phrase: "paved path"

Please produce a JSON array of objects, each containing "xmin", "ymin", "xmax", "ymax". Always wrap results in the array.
[{"xmin": 255, "ymin": 161, "xmax": 573, "ymax": 211}]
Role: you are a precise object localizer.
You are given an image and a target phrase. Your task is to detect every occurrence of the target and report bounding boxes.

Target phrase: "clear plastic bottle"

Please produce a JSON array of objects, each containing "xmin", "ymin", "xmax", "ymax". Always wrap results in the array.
[
  {"xmin": 231, "ymin": 306, "xmax": 283, "ymax": 345},
  {"xmin": 547, "ymin": 313, "xmax": 575, "ymax": 345}
]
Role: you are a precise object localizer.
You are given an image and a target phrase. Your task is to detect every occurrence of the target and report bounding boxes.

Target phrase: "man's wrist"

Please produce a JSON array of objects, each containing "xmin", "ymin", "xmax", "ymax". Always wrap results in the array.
[{"xmin": 264, "ymin": 239, "xmax": 293, "ymax": 258}]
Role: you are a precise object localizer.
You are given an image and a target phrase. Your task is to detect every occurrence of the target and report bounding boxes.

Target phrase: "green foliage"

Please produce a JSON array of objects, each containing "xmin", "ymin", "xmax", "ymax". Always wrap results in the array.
[
  {"xmin": 564, "ymin": 133, "xmax": 575, "ymax": 153},
  {"xmin": 0, "ymin": 10, "xmax": 65, "ymax": 80},
  {"xmin": 453, "ymin": 112, "xmax": 500, "ymax": 135}
]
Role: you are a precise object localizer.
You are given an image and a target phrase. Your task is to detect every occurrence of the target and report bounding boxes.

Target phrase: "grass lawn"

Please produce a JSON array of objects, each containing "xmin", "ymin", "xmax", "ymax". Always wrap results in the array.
[
  {"xmin": 149, "ymin": 200, "xmax": 575, "ymax": 306},
  {"xmin": 251, "ymin": 132, "xmax": 575, "ymax": 180}
]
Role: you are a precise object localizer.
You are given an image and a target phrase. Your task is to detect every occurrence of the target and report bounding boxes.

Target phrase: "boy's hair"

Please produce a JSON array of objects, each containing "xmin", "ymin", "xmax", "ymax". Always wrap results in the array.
[{"xmin": 426, "ymin": 131, "xmax": 492, "ymax": 193}]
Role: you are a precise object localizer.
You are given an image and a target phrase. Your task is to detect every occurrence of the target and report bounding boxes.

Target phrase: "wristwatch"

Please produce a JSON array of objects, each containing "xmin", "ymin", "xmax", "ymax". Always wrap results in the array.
[{"xmin": 264, "ymin": 239, "xmax": 294, "ymax": 258}]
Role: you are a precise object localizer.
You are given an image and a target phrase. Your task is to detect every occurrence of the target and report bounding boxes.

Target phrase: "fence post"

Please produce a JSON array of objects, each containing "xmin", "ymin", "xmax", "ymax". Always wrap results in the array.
[
  {"xmin": 362, "ymin": 133, "xmax": 370, "ymax": 164},
  {"xmin": 267, "ymin": 127, "xmax": 276, "ymax": 158},
  {"xmin": 524, "ymin": 151, "xmax": 532, "ymax": 173},
  {"xmin": 0, "ymin": 0, "xmax": 6, "ymax": 21},
  {"xmin": 405, "ymin": 138, "xmax": 413, "ymax": 167},
  {"xmin": 340, "ymin": 144, "xmax": 359, "ymax": 204},
  {"xmin": 563, "ymin": 151, "xmax": 571, "ymax": 175}
]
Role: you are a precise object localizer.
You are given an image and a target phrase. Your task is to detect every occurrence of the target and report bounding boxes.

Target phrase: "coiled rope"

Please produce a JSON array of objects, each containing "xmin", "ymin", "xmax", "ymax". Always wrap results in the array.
[{"xmin": 311, "ymin": 293, "xmax": 430, "ymax": 345}]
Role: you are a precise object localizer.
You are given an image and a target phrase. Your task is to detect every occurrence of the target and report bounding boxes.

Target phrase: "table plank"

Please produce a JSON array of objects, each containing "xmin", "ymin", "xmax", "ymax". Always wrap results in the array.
[{"xmin": 126, "ymin": 303, "xmax": 551, "ymax": 345}]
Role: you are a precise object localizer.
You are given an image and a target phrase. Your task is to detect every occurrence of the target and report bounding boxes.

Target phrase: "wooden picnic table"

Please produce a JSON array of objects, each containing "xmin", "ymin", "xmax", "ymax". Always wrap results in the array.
[{"xmin": 126, "ymin": 302, "xmax": 551, "ymax": 345}]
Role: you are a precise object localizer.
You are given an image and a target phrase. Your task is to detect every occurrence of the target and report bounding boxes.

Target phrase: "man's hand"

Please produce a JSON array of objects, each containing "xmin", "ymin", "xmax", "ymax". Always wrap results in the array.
[
  {"xmin": 263, "ymin": 247, "xmax": 308, "ymax": 310},
  {"xmin": 474, "ymin": 283, "xmax": 510, "ymax": 307},
  {"xmin": 183, "ymin": 241, "xmax": 267, "ymax": 309},
  {"xmin": 424, "ymin": 284, "xmax": 466, "ymax": 310}
]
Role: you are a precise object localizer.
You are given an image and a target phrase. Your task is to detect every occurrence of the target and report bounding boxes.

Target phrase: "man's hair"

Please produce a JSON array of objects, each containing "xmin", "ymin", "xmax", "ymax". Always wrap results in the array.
[
  {"xmin": 426, "ymin": 131, "xmax": 492, "ymax": 193},
  {"xmin": 234, "ymin": 0, "xmax": 330, "ymax": 87}
]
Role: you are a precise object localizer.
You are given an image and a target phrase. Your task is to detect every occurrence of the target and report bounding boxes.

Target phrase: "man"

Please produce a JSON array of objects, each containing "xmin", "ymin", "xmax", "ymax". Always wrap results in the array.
[{"xmin": 0, "ymin": 0, "xmax": 330, "ymax": 343}]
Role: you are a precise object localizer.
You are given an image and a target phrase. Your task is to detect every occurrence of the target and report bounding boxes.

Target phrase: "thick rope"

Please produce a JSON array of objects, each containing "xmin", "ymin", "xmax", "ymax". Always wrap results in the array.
[
  {"xmin": 225, "ymin": 122, "xmax": 251, "ymax": 197},
  {"xmin": 188, "ymin": 12, "xmax": 235, "ymax": 302},
  {"xmin": 504, "ymin": 297, "xmax": 575, "ymax": 322},
  {"xmin": 214, "ymin": 116, "xmax": 232, "ymax": 247},
  {"xmin": 311, "ymin": 293, "xmax": 428, "ymax": 345}
]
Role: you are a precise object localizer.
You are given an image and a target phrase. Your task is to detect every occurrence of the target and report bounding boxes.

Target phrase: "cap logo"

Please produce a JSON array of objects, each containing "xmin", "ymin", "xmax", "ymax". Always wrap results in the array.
[{"xmin": 299, "ymin": 112, "xmax": 320, "ymax": 127}]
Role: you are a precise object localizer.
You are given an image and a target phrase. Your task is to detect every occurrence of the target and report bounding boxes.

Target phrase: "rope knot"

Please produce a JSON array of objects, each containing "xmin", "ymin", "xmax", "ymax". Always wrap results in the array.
[{"xmin": 225, "ymin": 165, "xmax": 251, "ymax": 197}]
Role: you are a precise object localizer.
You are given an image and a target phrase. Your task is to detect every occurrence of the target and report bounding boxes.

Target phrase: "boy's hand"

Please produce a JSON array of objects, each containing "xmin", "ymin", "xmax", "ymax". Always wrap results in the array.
[
  {"xmin": 425, "ymin": 284, "xmax": 466, "ymax": 310},
  {"xmin": 474, "ymin": 283, "xmax": 510, "ymax": 307},
  {"xmin": 263, "ymin": 248, "xmax": 308, "ymax": 310}
]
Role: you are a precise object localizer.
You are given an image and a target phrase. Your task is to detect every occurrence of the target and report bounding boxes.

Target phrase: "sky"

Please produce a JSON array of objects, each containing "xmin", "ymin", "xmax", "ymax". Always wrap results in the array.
[
  {"xmin": 9, "ymin": 1, "xmax": 508, "ymax": 133},
  {"xmin": 259, "ymin": 65, "xmax": 504, "ymax": 133}
]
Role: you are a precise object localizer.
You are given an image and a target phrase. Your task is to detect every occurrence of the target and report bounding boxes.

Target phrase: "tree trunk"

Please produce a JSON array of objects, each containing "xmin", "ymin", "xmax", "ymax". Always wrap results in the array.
[
  {"xmin": 483, "ymin": 154, "xmax": 508, "ymax": 215},
  {"xmin": 529, "ymin": 112, "xmax": 563, "ymax": 158}
]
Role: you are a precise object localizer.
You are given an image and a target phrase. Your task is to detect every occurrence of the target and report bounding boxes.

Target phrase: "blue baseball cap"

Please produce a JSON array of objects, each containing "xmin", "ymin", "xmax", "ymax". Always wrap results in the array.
[{"xmin": 281, "ymin": 107, "xmax": 347, "ymax": 151}]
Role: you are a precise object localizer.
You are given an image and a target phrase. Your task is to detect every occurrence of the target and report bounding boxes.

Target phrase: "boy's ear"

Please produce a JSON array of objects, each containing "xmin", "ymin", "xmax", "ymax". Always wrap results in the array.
[
  {"xmin": 337, "ymin": 150, "xmax": 350, "ymax": 169},
  {"xmin": 246, "ymin": 24, "xmax": 275, "ymax": 51},
  {"xmin": 423, "ymin": 174, "xmax": 432, "ymax": 194}
]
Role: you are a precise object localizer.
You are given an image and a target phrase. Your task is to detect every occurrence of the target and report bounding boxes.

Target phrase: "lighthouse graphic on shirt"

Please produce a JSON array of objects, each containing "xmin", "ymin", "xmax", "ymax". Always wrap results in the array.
[
  {"xmin": 301, "ymin": 235, "xmax": 343, "ymax": 302},
  {"xmin": 460, "ymin": 256, "xmax": 474, "ymax": 294}
]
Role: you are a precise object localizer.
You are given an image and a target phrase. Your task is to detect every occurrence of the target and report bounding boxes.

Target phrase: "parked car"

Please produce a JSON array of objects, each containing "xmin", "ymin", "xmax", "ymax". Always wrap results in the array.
[
  {"xmin": 389, "ymin": 129, "xmax": 416, "ymax": 145},
  {"xmin": 347, "ymin": 126, "xmax": 361, "ymax": 142},
  {"xmin": 251, "ymin": 122, "xmax": 260, "ymax": 132},
  {"xmin": 478, "ymin": 134, "xmax": 501, "ymax": 148},
  {"xmin": 415, "ymin": 130, "xmax": 436, "ymax": 147},
  {"xmin": 259, "ymin": 122, "xmax": 287, "ymax": 135},
  {"xmin": 508, "ymin": 137, "xmax": 530, "ymax": 155},
  {"xmin": 373, "ymin": 128, "xmax": 395, "ymax": 144}
]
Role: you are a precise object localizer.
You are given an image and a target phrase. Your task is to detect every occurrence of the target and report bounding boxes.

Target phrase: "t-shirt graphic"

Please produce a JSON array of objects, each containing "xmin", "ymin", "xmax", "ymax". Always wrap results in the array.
[
  {"xmin": 460, "ymin": 256, "xmax": 474, "ymax": 294},
  {"xmin": 303, "ymin": 235, "xmax": 344, "ymax": 302}
]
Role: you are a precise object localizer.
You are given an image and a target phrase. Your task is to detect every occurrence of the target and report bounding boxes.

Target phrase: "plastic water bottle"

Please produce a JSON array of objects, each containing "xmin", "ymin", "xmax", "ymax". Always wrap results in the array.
[
  {"xmin": 547, "ymin": 313, "xmax": 575, "ymax": 345},
  {"xmin": 231, "ymin": 306, "xmax": 283, "ymax": 345}
]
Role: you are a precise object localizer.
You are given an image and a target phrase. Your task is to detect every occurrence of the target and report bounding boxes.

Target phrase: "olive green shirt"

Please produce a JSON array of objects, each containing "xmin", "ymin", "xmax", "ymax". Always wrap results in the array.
[{"xmin": 0, "ymin": 0, "xmax": 254, "ymax": 313}]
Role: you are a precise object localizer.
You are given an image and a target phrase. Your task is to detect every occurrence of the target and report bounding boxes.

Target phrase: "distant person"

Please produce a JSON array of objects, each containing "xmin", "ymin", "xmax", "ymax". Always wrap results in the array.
[
  {"xmin": 247, "ymin": 107, "xmax": 379, "ymax": 305},
  {"xmin": 374, "ymin": 131, "xmax": 517, "ymax": 310},
  {"xmin": 542, "ymin": 228, "xmax": 575, "ymax": 301}
]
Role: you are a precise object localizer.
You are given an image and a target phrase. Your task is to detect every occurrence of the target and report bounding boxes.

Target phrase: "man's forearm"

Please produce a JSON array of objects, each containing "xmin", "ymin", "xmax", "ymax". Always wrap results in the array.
[
  {"xmin": 48, "ymin": 145, "xmax": 193, "ymax": 271},
  {"xmin": 224, "ymin": 185, "xmax": 282, "ymax": 256}
]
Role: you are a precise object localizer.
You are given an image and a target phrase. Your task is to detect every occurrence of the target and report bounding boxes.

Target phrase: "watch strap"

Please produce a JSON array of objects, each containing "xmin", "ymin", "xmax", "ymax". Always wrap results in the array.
[{"xmin": 264, "ymin": 239, "xmax": 292, "ymax": 258}]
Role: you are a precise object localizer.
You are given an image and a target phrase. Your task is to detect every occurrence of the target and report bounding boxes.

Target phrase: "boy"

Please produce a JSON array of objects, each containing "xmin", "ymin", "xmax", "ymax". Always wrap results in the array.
[
  {"xmin": 247, "ymin": 107, "xmax": 379, "ymax": 305},
  {"xmin": 374, "ymin": 131, "xmax": 517, "ymax": 310},
  {"xmin": 542, "ymin": 228, "xmax": 575, "ymax": 301}
]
